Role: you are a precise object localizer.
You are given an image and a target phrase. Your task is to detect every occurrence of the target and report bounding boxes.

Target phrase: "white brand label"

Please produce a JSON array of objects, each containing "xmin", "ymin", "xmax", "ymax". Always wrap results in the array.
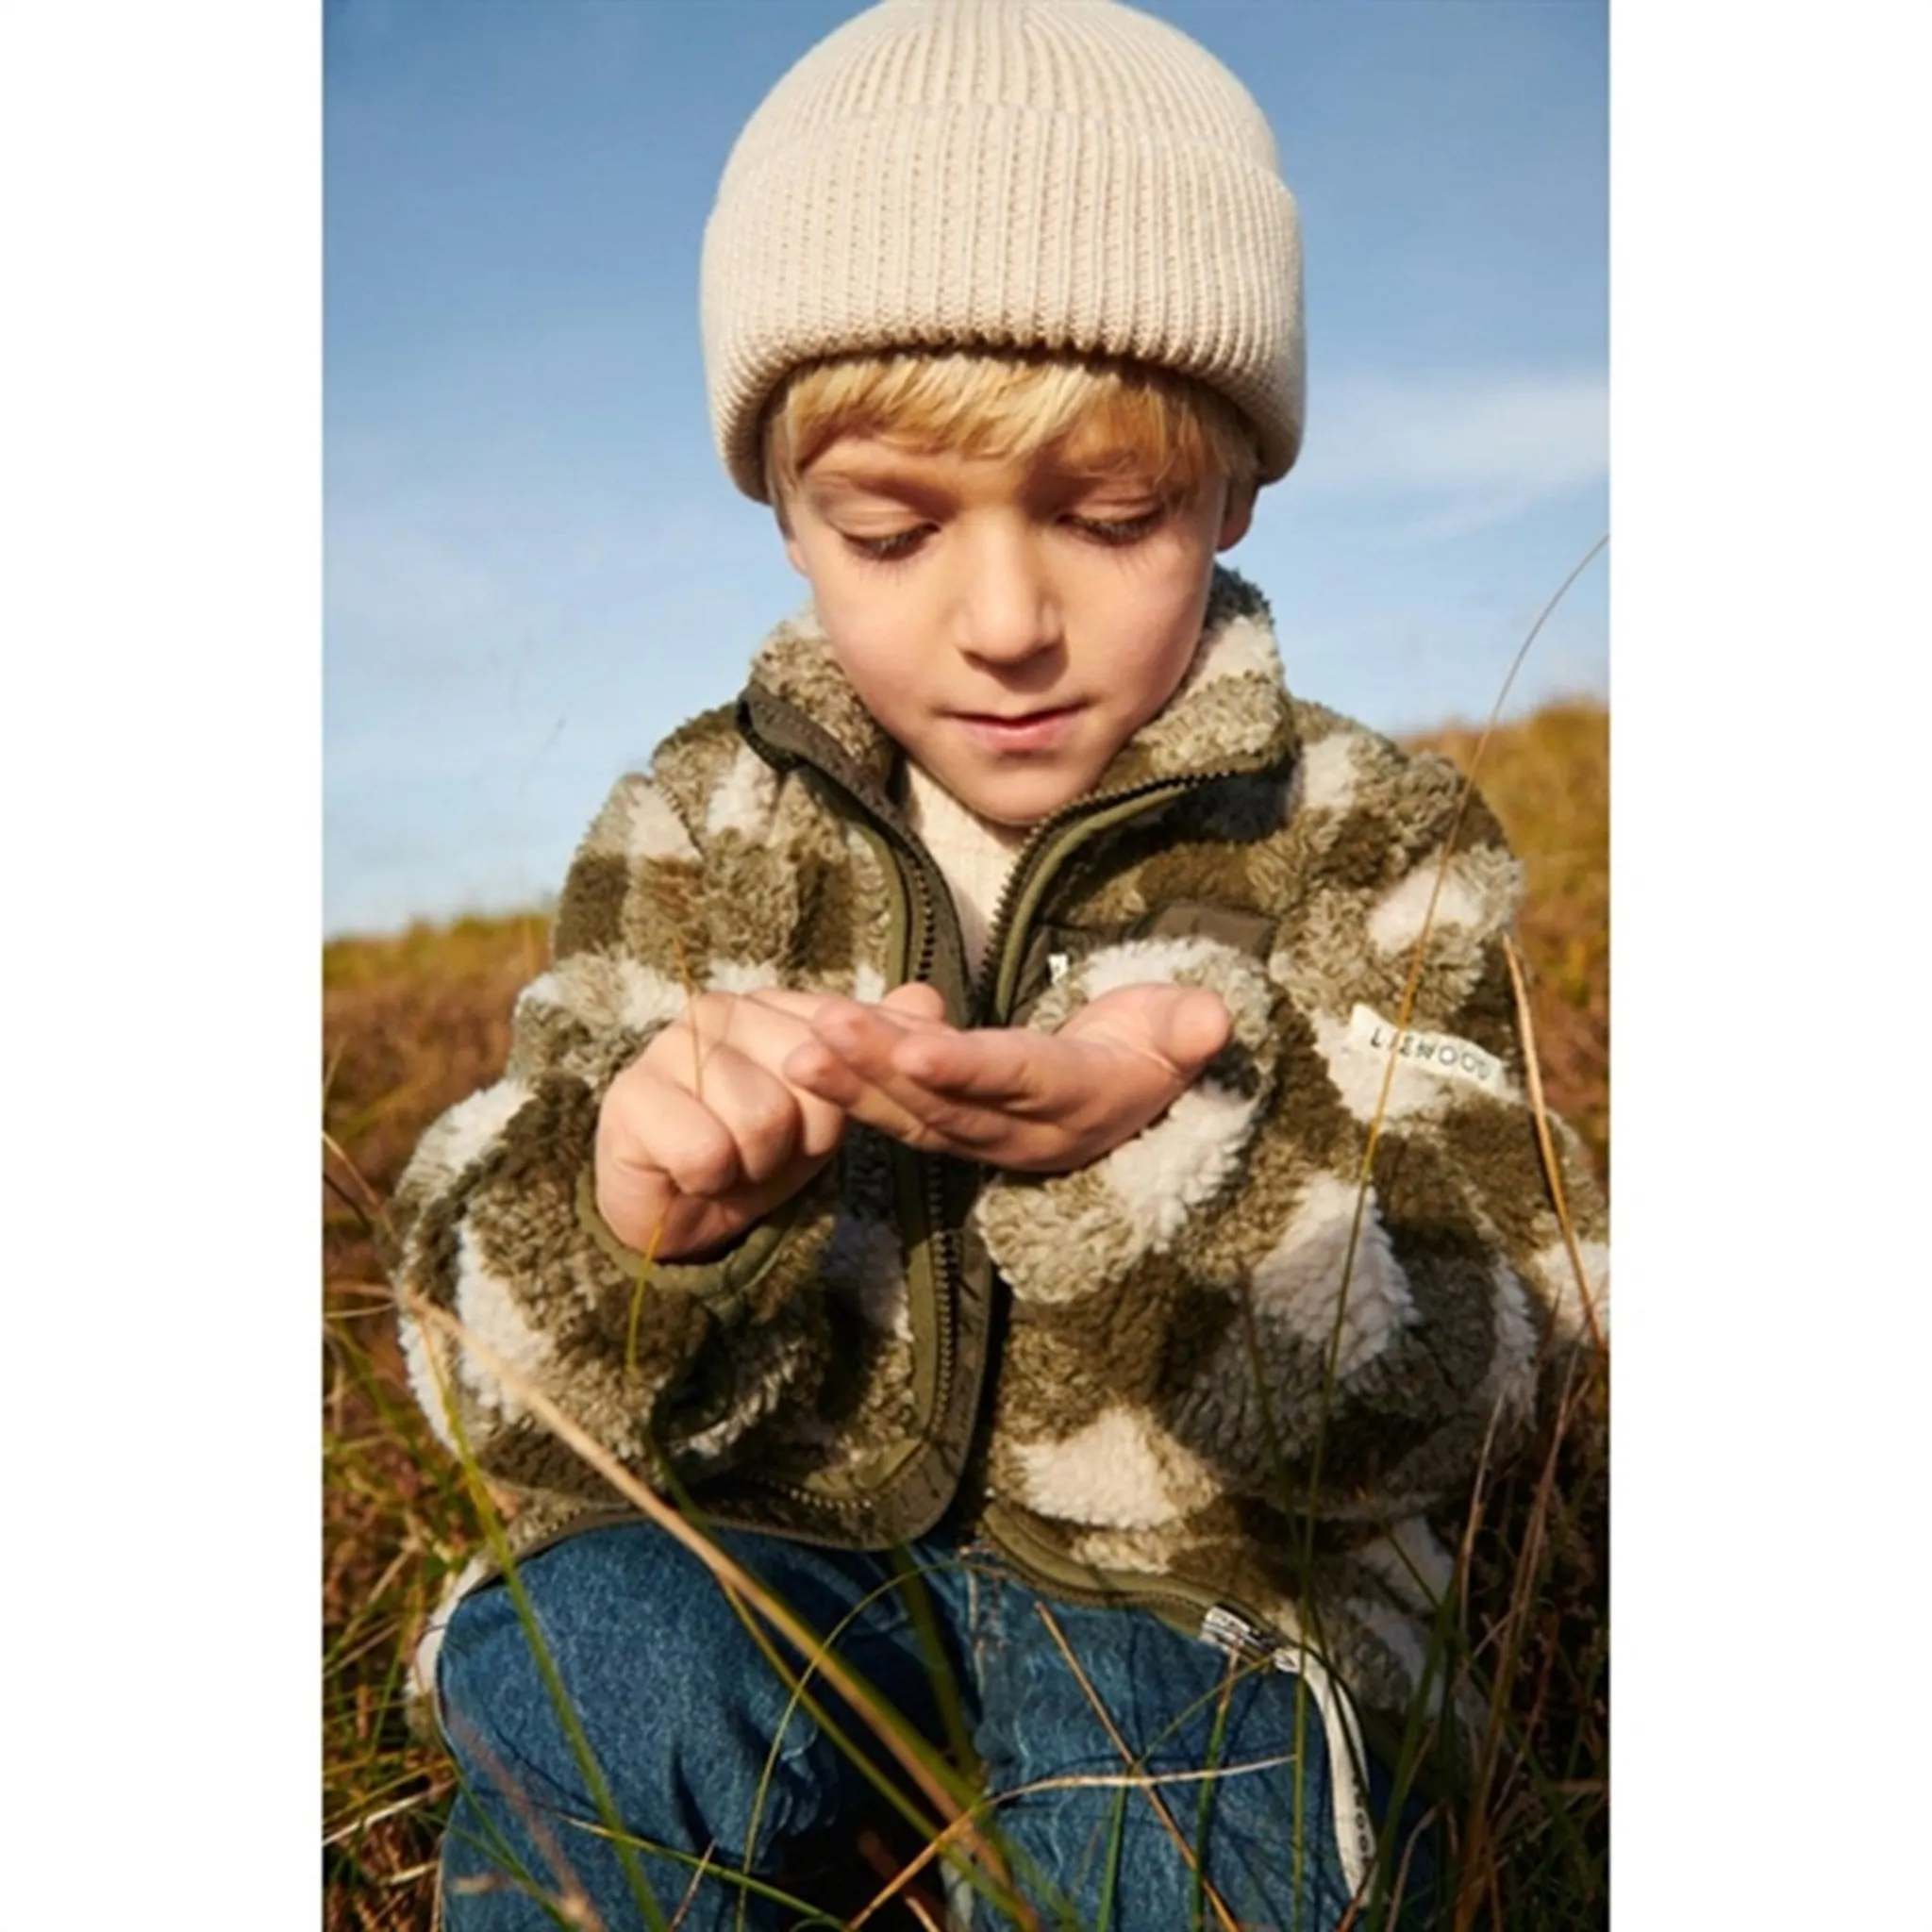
[{"xmin": 1348, "ymin": 1003, "xmax": 1507, "ymax": 1098}]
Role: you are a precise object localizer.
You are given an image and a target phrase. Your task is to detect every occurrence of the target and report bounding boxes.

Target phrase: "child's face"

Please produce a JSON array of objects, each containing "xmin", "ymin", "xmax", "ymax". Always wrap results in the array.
[{"xmin": 781, "ymin": 439, "xmax": 1253, "ymax": 825}]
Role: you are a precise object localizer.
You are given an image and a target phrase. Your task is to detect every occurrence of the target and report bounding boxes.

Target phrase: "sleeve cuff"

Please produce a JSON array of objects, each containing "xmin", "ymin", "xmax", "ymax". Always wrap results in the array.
[{"xmin": 574, "ymin": 1170, "xmax": 808, "ymax": 1323}]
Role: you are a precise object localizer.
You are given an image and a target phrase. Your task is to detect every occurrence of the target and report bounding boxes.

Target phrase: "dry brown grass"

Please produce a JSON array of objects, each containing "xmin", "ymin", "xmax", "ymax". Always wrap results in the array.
[
  {"xmin": 1407, "ymin": 702, "xmax": 1609, "ymax": 1926},
  {"xmin": 1408, "ymin": 701, "xmax": 1608, "ymax": 1183},
  {"xmin": 324, "ymin": 916, "xmax": 549, "ymax": 1928},
  {"xmin": 321, "ymin": 701, "xmax": 1608, "ymax": 1929}
]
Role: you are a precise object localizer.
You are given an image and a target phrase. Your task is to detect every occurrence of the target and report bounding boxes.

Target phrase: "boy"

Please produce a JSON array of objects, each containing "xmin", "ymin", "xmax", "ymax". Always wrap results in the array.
[{"xmin": 394, "ymin": 3, "xmax": 1608, "ymax": 1926}]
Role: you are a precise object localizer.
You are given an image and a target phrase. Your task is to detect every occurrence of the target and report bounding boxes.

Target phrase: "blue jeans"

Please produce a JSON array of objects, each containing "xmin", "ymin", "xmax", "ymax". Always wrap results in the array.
[{"xmin": 433, "ymin": 1518, "xmax": 1434, "ymax": 1930}]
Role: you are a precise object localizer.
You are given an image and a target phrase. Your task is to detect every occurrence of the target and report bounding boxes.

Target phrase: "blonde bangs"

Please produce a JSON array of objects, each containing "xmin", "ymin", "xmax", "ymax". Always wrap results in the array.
[{"xmin": 762, "ymin": 350, "xmax": 1257, "ymax": 505}]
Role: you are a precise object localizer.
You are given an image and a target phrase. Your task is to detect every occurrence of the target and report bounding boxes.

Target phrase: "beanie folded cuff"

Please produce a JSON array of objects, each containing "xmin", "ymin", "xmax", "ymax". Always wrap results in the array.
[{"xmin": 699, "ymin": 1, "xmax": 1307, "ymax": 502}]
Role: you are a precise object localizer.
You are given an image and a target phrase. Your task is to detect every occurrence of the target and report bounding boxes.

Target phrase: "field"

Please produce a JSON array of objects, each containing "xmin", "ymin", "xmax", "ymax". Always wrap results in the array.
[{"xmin": 323, "ymin": 699, "xmax": 1607, "ymax": 1930}]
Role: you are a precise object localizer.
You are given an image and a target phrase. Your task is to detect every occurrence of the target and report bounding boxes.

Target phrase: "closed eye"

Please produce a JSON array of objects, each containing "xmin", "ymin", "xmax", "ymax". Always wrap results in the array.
[
  {"xmin": 1066, "ymin": 506, "xmax": 1169, "ymax": 545},
  {"xmin": 842, "ymin": 526, "xmax": 931, "ymax": 563}
]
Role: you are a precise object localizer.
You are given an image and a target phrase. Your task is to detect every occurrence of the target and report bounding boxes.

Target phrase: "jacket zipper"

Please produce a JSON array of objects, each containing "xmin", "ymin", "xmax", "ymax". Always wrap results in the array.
[{"xmin": 732, "ymin": 697, "xmax": 974, "ymax": 1534}]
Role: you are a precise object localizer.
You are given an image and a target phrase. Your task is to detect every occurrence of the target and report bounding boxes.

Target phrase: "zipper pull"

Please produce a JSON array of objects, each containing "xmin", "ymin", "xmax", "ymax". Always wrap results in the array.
[
  {"xmin": 1200, "ymin": 1604, "xmax": 1285, "ymax": 1668},
  {"xmin": 1202, "ymin": 1603, "xmax": 1381, "ymax": 1900}
]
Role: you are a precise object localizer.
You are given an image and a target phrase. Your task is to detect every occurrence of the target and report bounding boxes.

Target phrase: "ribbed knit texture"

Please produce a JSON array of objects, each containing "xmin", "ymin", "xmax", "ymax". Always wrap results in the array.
[
  {"xmin": 701, "ymin": 0, "xmax": 1305, "ymax": 500},
  {"xmin": 902, "ymin": 758, "xmax": 1032, "ymax": 978}
]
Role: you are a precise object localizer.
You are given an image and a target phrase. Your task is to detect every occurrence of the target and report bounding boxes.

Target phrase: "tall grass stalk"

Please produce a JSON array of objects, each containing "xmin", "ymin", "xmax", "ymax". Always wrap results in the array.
[
  {"xmin": 400, "ymin": 1292, "xmax": 1026, "ymax": 1922},
  {"xmin": 1033, "ymin": 1604, "xmax": 1242, "ymax": 1932}
]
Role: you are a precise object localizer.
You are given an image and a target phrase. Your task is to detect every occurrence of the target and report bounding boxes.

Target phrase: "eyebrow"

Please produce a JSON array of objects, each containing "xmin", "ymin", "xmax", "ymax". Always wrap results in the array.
[
  {"xmin": 802, "ymin": 466, "xmax": 956, "ymax": 514},
  {"xmin": 803, "ymin": 457, "xmax": 1168, "ymax": 515}
]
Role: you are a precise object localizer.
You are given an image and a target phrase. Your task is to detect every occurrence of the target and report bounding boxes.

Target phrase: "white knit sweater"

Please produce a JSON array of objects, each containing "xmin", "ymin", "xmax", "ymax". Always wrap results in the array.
[{"xmin": 901, "ymin": 759, "xmax": 1035, "ymax": 982}]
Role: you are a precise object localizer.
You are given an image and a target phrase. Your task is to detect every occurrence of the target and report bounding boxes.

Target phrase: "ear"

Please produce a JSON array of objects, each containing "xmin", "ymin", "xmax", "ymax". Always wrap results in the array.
[{"xmin": 1215, "ymin": 478, "xmax": 1257, "ymax": 552}]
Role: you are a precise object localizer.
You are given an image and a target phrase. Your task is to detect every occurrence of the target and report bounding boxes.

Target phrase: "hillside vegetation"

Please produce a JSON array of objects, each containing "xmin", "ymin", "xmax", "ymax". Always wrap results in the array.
[{"xmin": 323, "ymin": 699, "xmax": 1607, "ymax": 1930}]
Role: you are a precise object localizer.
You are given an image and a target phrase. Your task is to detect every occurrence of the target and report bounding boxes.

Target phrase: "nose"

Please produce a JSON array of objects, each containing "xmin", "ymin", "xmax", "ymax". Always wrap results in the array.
[{"xmin": 952, "ymin": 524, "xmax": 1061, "ymax": 668}]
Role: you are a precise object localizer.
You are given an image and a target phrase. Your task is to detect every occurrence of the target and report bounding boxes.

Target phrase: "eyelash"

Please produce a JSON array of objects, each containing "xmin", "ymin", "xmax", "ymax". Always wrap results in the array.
[
  {"xmin": 846, "ymin": 528, "xmax": 928, "ymax": 562},
  {"xmin": 1072, "ymin": 508, "xmax": 1168, "ymax": 545},
  {"xmin": 841, "ymin": 506, "xmax": 1168, "ymax": 563}
]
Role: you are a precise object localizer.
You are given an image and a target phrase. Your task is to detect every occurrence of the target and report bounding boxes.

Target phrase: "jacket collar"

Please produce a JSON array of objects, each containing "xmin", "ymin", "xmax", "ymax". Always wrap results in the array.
[{"xmin": 740, "ymin": 565, "xmax": 1300, "ymax": 807}]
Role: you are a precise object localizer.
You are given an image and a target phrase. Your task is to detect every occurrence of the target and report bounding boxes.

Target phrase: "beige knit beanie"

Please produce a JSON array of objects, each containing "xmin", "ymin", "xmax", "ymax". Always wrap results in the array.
[{"xmin": 700, "ymin": 0, "xmax": 1304, "ymax": 502}]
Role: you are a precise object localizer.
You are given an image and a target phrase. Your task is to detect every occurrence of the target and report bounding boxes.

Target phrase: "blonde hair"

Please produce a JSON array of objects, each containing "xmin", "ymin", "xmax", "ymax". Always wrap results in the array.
[{"xmin": 761, "ymin": 350, "xmax": 1261, "ymax": 511}]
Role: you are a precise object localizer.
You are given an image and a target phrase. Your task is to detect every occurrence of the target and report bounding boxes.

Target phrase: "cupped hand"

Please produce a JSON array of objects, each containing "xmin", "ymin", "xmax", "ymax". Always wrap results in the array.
[{"xmin": 782, "ymin": 981, "xmax": 1232, "ymax": 1174}]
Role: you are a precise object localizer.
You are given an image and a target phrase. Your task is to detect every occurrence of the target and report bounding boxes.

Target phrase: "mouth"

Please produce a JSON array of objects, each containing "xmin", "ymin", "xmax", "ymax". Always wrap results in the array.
[{"xmin": 951, "ymin": 703, "xmax": 1085, "ymax": 752}]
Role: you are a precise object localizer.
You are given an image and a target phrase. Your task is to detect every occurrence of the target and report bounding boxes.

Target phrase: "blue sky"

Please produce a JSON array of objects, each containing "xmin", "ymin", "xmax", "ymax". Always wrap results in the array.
[{"xmin": 325, "ymin": 0, "xmax": 1607, "ymax": 937}]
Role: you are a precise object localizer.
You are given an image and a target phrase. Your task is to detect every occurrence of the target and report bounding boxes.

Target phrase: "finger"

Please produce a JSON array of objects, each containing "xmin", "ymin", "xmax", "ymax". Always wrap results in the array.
[
  {"xmin": 781, "ymin": 1006, "xmax": 925, "ymax": 1116},
  {"xmin": 805, "ymin": 1002, "xmax": 1074, "ymax": 1122},
  {"xmin": 787, "ymin": 1019, "xmax": 1022, "ymax": 1156},
  {"xmin": 1146, "ymin": 988, "xmax": 1232, "ymax": 1072},
  {"xmin": 780, "ymin": 1034, "xmax": 867, "ymax": 1109},
  {"xmin": 884, "ymin": 1024, "xmax": 1062, "ymax": 1108},
  {"xmin": 605, "ymin": 1074, "xmax": 747, "ymax": 1199},
  {"xmin": 591, "ymin": 1162, "xmax": 676, "ymax": 1256},
  {"xmin": 680, "ymin": 989, "xmax": 819, "ymax": 1060},
  {"xmin": 726, "ymin": 985, "xmax": 950, "ymax": 1109},
  {"xmin": 801, "ymin": 1001, "xmax": 977, "ymax": 1099},
  {"xmin": 878, "ymin": 980, "xmax": 948, "ymax": 1022},
  {"xmin": 785, "ymin": 1006, "xmax": 958, "ymax": 1137},
  {"xmin": 691, "ymin": 1042, "xmax": 829, "ymax": 1187},
  {"xmin": 1065, "ymin": 985, "xmax": 1232, "ymax": 1075},
  {"xmin": 674, "ymin": 992, "xmax": 841, "ymax": 1099},
  {"xmin": 736, "ymin": 983, "xmax": 946, "ymax": 1027},
  {"xmin": 740, "ymin": 987, "xmax": 841, "ymax": 1024},
  {"xmin": 623, "ymin": 1030, "xmax": 824, "ymax": 1193},
  {"xmin": 703, "ymin": 999, "xmax": 857, "ymax": 1155}
]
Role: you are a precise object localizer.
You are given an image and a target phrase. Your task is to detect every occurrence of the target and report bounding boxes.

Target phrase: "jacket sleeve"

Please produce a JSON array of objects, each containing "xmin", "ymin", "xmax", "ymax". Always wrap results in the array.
[
  {"xmin": 972, "ymin": 741, "xmax": 1607, "ymax": 1526},
  {"xmin": 390, "ymin": 763, "xmax": 839, "ymax": 1511}
]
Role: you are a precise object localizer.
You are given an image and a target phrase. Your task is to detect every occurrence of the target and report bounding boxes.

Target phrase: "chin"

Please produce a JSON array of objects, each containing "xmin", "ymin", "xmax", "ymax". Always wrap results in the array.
[{"xmin": 962, "ymin": 776, "xmax": 1084, "ymax": 825}]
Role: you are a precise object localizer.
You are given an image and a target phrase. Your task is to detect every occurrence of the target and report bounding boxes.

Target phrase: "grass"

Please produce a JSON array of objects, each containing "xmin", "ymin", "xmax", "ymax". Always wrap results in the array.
[
  {"xmin": 325, "ymin": 918, "xmax": 547, "ymax": 1925},
  {"xmin": 322, "ymin": 699, "xmax": 1607, "ymax": 1930},
  {"xmin": 1409, "ymin": 703, "xmax": 1608, "ymax": 1184}
]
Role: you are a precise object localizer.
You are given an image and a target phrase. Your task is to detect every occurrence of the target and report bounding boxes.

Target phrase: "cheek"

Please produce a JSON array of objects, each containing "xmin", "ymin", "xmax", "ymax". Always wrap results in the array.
[
  {"xmin": 1111, "ymin": 572, "xmax": 1213, "ymax": 689},
  {"xmin": 800, "ymin": 562, "xmax": 890, "ymax": 682},
  {"xmin": 825, "ymin": 622, "xmax": 912, "ymax": 717}
]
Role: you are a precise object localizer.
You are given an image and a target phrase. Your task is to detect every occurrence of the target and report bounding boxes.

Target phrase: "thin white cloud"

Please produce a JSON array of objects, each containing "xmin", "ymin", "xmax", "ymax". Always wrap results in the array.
[{"xmin": 1299, "ymin": 369, "xmax": 1607, "ymax": 536}]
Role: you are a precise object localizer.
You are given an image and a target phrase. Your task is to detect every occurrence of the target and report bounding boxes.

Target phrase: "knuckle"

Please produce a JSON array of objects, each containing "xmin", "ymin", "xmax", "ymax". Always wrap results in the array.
[
  {"xmin": 597, "ymin": 1081, "xmax": 658, "ymax": 1151},
  {"xmin": 736, "ymin": 1089, "xmax": 799, "ymax": 1158},
  {"xmin": 688, "ymin": 991, "xmax": 735, "ymax": 1031},
  {"xmin": 918, "ymin": 1099, "xmax": 968, "ymax": 1141},
  {"xmin": 674, "ymin": 1124, "xmax": 739, "ymax": 1196}
]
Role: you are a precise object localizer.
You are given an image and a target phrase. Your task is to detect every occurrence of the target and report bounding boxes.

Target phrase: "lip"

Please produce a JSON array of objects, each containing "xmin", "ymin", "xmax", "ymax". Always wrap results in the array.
[{"xmin": 951, "ymin": 703, "xmax": 1085, "ymax": 754}]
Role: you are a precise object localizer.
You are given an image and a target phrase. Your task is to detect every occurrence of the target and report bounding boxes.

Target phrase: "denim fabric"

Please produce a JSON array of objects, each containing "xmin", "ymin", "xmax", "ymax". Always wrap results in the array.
[{"xmin": 434, "ymin": 1518, "xmax": 1434, "ymax": 1931}]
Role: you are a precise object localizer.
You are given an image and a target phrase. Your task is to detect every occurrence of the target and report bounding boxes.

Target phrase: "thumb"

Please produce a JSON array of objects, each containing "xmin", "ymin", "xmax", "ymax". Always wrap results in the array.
[{"xmin": 1148, "ymin": 988, "xmax": 1232, "ymax": 1074}]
